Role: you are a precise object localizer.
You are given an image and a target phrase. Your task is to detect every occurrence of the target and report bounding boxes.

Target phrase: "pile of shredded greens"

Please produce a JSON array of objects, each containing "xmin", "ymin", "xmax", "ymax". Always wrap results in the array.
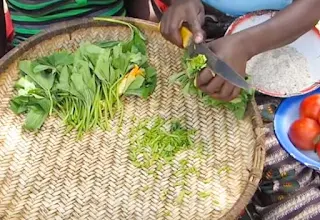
[
  {"xmin": 129, "ymin": 116, "xmax": 227, "ymax": 205},
  {"xmin": 129, "ymin": 117, "xmax": 196, "ymax": 170},
  {"xmin": 10, "ymin": 18, "xmax": 157, "ymax": 138},
  {"xmin": 169, "ymin": 53, "xmax": 254, "ymax": 119},
  {"xmin": 129, "ymin": 117, "xmax": 199, "ymax": 204}
]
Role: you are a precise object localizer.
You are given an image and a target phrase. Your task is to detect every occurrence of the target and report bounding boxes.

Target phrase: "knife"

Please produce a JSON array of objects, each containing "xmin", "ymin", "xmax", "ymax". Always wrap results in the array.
[
  {"xmin": 158, "ymin": 23, "xmax": 251, "ymax": 90},
  {"xmin": 187, "ymin": 41, "xmax": 251, "ymax": 90},
  {"xmin": 182, "ymin": 27, "xmax": 250, "ymax": 90}
]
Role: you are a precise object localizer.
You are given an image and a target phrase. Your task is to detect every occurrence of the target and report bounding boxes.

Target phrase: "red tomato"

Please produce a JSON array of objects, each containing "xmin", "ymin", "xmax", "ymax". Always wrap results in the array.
[
  {"xmin": 288, "ymin": 118, "xmax": 320, "ymax": 151},
  {"xmin": 300, "ymin": 94, "xmax": 320, "ymax": 120}
]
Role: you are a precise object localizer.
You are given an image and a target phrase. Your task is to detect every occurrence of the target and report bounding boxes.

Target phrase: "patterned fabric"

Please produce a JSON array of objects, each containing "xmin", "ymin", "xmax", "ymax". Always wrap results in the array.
[
  {"xmin": 6, "ymin": 0, "xmax": 125, "ymax": 45},
  {"xmin": 238, "ymin": 94, "xmax": 320, "ymax": 220},
  {"xmin": 3, "ymin": 0, "xmax": 14, "ymax": 42}
]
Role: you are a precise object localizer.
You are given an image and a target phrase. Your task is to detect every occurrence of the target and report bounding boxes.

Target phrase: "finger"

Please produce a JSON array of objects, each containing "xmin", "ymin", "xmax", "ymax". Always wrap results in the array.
[
  {"xmin": 161, "ymin": 10, "xmax": 183, "ymax": 47},
  {"xmin": 211, "ymin": 91, "xmax": 229, "ymax": 102},
  {"xmin": 160, "ymin": 13, "xmax": 169, "ymax": 37},
  {"xmin": 211, "ymin": 86, "xmax": 240, "ymax": 102},
  {"xmin": 197, "ymin": 12, "xmax": 207, "ymax": 41},
  {"xmin": 205, "ymin": 76, "xmax": 224, "ymax": 95},
  {"xmin": 230, "ymin": 87, "xmax": 241, "ymax": 100},
  {"xmin": 170, "ymin": 17, "xmax": 184, "ymax": 47},
  {"xmin": 198, "ymin": 84, "xmax": 209, "ymax": 94},
  {"xmin": 187, "ymin": 10, "xmax": 205, "ymax": 44},
  {"xmin": 218, "ymin": 83, "xmax": 234, "ymax": 101},
  {"xmin": 198, "ymin": 10, "xmax": 206, "ymax": 26},
  {"xmin": 197, "ymin": 68, "xmax": 215, "ymax": 87}
]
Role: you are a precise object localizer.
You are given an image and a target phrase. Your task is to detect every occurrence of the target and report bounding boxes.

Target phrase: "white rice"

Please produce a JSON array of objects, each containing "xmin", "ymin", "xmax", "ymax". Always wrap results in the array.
[{"xmin": 246, "ymin": 46, "xmax": 314, "ymax": 95}]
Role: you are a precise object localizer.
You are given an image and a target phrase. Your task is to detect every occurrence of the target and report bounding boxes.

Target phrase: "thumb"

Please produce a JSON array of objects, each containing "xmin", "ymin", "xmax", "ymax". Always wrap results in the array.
[{"xmin": 188, "ymin": 12, "xmax": 205, "ymax": 44}]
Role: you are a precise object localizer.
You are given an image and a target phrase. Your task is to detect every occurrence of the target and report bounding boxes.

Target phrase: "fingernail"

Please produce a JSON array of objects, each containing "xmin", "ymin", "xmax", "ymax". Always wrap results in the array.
[
  {"xmin": 194, "ymin": 34, "xmax": 203, "ymax": 44},
  {"xmin": 210, "ymin": 70, "xmax": 216, "ymax": 77}
]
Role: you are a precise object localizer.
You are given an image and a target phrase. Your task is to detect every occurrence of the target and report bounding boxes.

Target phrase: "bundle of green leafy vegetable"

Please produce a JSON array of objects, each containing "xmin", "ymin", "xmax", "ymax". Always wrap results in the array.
[
  {"xmin": 169, "ymin": 53, "xmax": 254, "ymax": 119},
  {"xmin": 10, "ymin": 18, "xmax": 157, "ymax": 138}
]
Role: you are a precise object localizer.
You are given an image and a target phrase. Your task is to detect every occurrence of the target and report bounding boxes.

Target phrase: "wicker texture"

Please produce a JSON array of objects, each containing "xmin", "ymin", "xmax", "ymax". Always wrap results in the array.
[{"xmin": 0, "ymin": 18, "xmax": 265, "ymax": 220}]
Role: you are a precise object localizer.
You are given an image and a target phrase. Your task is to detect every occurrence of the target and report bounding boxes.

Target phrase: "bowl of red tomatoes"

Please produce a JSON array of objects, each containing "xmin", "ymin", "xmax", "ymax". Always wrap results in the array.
[{"xmin": 275, "ymin": 89, "xmax": 320, "ymax": 170}]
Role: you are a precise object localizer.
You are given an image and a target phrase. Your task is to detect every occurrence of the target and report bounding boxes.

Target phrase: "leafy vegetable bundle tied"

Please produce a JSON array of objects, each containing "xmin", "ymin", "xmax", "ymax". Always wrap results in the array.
[
  {"xmin": 170, "ymin": 53, "xmax": 254, "ymax": 119},
  {"xmin": 10, "ymin": 18, "xmax": 157, "ymax": 137}
]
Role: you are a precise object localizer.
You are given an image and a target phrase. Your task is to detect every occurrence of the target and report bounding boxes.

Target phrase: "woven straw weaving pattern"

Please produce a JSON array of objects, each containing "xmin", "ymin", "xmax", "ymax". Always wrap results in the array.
[{"xmin": 0, "ymin": 18, "xmax": 265, "ymax": 220}]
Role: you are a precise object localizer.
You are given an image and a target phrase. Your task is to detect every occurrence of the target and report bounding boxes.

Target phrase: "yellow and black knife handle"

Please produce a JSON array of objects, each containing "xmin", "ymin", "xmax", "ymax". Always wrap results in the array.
[{"xmin": 157, "ymin": 23, "xmax": 193, "ymax": 48}]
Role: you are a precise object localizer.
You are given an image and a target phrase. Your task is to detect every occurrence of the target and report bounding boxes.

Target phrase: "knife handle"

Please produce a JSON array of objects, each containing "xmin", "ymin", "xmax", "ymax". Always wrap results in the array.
[{"xmin": 157, "ymin": 23, "xmax": 193, "ymax": 48}]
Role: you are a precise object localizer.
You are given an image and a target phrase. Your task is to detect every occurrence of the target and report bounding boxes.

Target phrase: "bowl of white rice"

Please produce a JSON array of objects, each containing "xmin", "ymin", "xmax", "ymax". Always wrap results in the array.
[{"xmin": 226, "ymin": 11, "xmax": 320, "ymax": 97}]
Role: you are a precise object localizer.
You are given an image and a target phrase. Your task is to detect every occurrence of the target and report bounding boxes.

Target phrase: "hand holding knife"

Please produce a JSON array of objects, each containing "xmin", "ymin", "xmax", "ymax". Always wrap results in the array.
[{"xmin": 158, "ymin": 22, "xmax": 251, "ymax": 90}]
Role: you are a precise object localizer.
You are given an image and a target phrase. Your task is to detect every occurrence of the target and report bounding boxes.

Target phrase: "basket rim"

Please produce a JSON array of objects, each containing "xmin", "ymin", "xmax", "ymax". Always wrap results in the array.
[{"xmin": 0, "ymin": 17, "xmax": 265, "ymax": 219}]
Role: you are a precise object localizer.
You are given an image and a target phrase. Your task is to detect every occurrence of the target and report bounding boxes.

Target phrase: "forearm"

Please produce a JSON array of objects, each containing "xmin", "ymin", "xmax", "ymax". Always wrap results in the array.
[
  {"xmin": 241, "ymin": 0, "xmax": 320, "ymax": 58},
  {"xmin": 0, "ymin": 0, "xmax": 6, "ymax": 58}
]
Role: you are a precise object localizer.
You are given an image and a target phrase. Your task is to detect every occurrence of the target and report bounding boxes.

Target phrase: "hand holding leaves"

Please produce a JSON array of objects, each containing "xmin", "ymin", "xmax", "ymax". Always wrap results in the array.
[{"xmin": 170, "ymin": 52, "xmax": 254, "ymax": 119}]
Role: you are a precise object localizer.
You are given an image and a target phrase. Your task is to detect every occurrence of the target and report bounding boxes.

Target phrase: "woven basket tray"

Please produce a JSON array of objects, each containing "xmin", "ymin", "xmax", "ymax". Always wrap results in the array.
[{"xmin": 0, "ymin": 17, "xmax": 265, "ymax": 220}]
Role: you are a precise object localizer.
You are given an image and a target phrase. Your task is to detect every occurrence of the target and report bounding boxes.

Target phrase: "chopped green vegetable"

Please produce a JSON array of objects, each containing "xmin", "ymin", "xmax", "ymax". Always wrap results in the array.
[
  {"xmin": 160, "ymin": 189, "xmax": 169, "ymax": 201},
  {"xmin": 175, "ymin": 191, "xmax": 186, "ymax": 204},
  {"xmin": 164, "ymin": 211, "xmax": 171, "ymax": 217},
  {"xmin": 198, "ymin": 191, "xmax": 211, "ymax": 199},
  {"xmin": 129, "ymin": 117, "xmax": 220, "ymax": 206},
  {"xmin": 10, "ymin": 19, "xmax": 157, "ymax": 137},
  {"xmin": 142, "ymin": 186, "xmax": 150, "ymax": 192},
  {"xmin": 218, "ymin": 166, "xmax": 231, "ymax": 174},
  {"xmin": 202, "ymin": 178, "xmax": 212, "ymax": 184},
  {"xmin": 170, "ymin": 53, "xmax": 254, "ymax": 119},
  {"xmin": 129, "ymin": 117, "xmax": 195, "ymax": 169}
]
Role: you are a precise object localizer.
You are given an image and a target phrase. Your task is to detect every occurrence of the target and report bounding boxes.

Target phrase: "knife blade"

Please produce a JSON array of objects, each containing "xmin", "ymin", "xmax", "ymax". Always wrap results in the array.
[{"xmin": 187, "ymin": 42, "xmax": 251, "ymax": 90}]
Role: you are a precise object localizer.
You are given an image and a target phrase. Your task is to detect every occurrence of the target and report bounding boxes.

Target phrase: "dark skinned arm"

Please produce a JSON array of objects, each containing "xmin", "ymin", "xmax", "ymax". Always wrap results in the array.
[
  {"xmin": 0, "ymin": 0, "xmax": 6, "ymax": 58},
  {"xmin": 239, "ymin": 0, "xmax": 320, "ymax": 58},
  {"xmin": 197, "ymin": 0, "xmax": 320, "ymax": 102}
]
